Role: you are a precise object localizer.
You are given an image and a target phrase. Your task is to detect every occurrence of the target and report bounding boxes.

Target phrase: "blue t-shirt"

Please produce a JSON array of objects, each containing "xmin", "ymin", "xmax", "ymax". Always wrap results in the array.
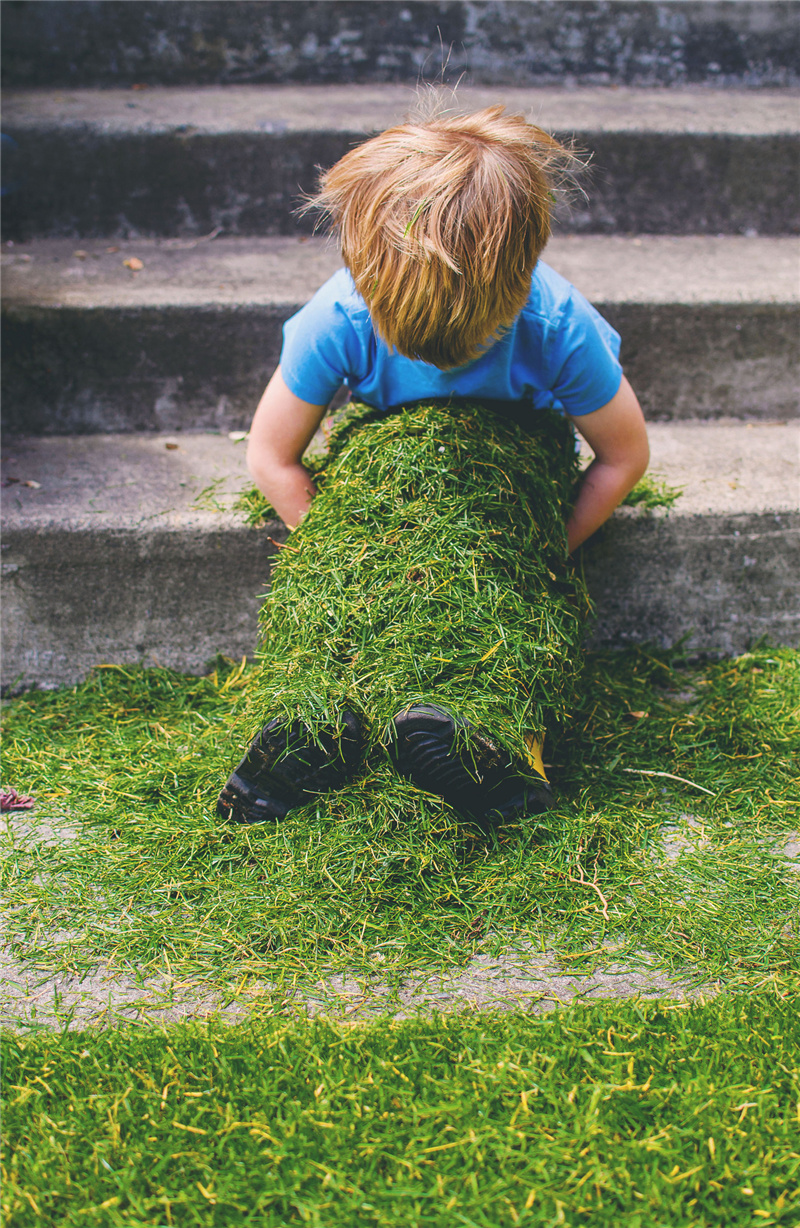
[{"xmin": 280, "ymin": 262, "xmax": 622, "ymax": 417}]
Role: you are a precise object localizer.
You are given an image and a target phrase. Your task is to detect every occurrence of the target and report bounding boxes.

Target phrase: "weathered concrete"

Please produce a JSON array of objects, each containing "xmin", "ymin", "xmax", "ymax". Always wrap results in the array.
[
  {"xmin": 585, "ymin": 508, "xmax": 800, "ymax": 653},
  {"xmin": 2, "ymin": 422, "xmax": 798, "ymax": 690},
  {"xmin": 5, "ymin": 234, "xmax": 797, "ymax": 310},
  {"xmin": 584, "ymin": 420, "xmax": 800, "ymax": 652},
  {"xmin": 3, "ymin": 86, "xmax": 798, "ymax": 239},
  {"xmin": 8, "ymin": 82, "xmax": 799, "ymax": 135},
  {"xmin": 1, "ymin": 434, "xmax": 278, "ymax": 689},
  {"xmin": 2, "ymin": 1, "xmax": 798, "ymax": 90},
  {"xmin": 0, "ymin": 946, "xmax": 708, "ymax": 1031},
  {"xmin": 0, "ymin": 799, "xmax": 720, "ymax": 1027},
  {"xmin": 3, "ymin": 235, "xmax": 797, "ymax": 434}
]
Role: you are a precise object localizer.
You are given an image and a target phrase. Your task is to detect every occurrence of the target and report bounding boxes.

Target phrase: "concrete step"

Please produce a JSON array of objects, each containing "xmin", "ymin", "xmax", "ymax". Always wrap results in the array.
[
  {"xmin": 2, "ymin": 234, "xmax": 797, "ymax": 435},
  {"xmin": 2, "ymin": 421, "xmax": 798, "ymax": 689},
  {"xmin": 3, "ymin": 1, "xmax": 797, "ymax": 90},
  {"xmin": 2, "ymin": 85, "xmax": 798, "ymax": 240}
]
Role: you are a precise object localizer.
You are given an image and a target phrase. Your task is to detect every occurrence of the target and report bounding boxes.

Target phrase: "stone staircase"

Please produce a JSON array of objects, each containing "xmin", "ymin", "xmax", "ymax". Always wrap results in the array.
[{"xmin": 2, "ymin": 1, "xmax": 798, "ymax": 691}]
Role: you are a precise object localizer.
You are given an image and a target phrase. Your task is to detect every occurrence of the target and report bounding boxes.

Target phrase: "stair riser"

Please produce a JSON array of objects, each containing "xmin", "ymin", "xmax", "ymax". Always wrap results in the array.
[
  {"xmin": 3, "ymin": 511, "xmax": 798, "ymax": 691},
  {"xmin": 3, "ymin": 1, "xmax": 798, "ymax": 90},
  {"xmin": 1, "ymin": 305, "xmax": 280, "ymax": 436},
  {"xmin": 3, "ymin": 301, "xmax": 797, "ymax": 435},
  {"xmin": 584, "ymin": 513, "xmax": 800, "ymax": 655},
  {"xmin": 1, "ymin": 525, "xmax": 278, "ymax": 691},
  {"xmin": 3, "ymin": 130, "xmax": 798, "ymax": 241}
]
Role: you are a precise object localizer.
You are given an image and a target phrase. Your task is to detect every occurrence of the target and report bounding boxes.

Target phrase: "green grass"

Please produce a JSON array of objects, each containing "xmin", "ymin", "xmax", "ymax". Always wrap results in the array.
[
  {"xmin": 2, "ymin": 646, "xmax": 798, "ymax": 1001},
  {"xmin": 3, "ymin": 402, "xmax": 793, "ymax": 1224},
  {"xmin": 3, "ymin": 994, "xmax": 799, "ymax": 1226},
  {"xmin": 622, "ymin": 473, "xmax": 683, "ymax": 513},
  {"xmin": 247, "ymin": 400, "xmax": 588, "ymax": 751}
]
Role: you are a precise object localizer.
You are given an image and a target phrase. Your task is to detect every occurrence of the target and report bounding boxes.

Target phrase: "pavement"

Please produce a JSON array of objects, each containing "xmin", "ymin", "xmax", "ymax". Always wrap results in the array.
[
  {"xmin": 4, "ymin": 804, "xmax": 797, "ymax": 1031},
  {"xmin": 0, "ymin": 949, "xmax": 712, "ymax": 1031}
]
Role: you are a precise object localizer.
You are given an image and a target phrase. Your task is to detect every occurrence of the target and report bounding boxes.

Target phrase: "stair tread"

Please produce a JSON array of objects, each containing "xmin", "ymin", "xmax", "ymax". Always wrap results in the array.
[
  {"xmin": 4, "ymin": 235, "xmax": 798, "ymax": 309},
  {"xmin": 3, "ymin": 421, "xmax": 797, "ymax": 532},
  {"xmin": 5, "ymin": 84, "xmax": 799, "ymax": 136},
  {"xmin": 4, "ymin": 421, "xmax": 797, "ymax": 685}
]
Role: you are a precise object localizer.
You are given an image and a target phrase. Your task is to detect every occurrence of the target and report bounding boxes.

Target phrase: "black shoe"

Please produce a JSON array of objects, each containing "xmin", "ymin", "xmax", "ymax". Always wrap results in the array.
[
  {"xmin": 385, "ymin": 703, "xmax": 508, "ymax": 821},
  {"xmin": 385, "ymin": 703, "xmax": 554, "ymax": 823},
  {"xmin": 482, "ymin": 774, "xmax": 555, "ymax": 824},
  {"xmin": 217, "ymin": 709, "xmax": 362, "ymax": 824}
]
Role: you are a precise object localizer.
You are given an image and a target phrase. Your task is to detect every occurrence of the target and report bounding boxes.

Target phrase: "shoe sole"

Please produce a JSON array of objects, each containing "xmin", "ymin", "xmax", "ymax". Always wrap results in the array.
[
  {"xmin": 387, "ymin": 703, "xmax": 555, "ymax": 823},
  {"xmin": 386, "ymin": 704, "xmax": 511, "ymax": 821},
  {"xmin": 217, "ymin": 709, "xmax": 362, "ymax": 824},
  {"xmin": 483, "ymin": 777, "xmax": 556, "ymax": 823}
]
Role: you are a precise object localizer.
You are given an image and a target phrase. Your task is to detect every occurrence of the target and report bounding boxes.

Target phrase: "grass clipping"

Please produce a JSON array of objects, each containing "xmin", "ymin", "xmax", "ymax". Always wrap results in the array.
[{"xmin": 249, "ymin": 401, "xmax": 590, "ymax": 769}]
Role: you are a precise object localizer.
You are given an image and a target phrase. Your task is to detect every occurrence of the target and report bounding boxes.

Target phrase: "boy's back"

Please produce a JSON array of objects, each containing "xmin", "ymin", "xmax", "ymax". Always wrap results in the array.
[{"xmin": 279, "ymin": 261, "xmax": 622, "ymax": 419}]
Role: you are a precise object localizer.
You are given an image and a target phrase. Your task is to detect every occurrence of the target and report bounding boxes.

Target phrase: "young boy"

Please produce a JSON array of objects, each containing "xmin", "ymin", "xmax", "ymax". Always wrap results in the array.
[{"xmin": 217, "ymin": 104, "xmax": 649, "ymax": 827}]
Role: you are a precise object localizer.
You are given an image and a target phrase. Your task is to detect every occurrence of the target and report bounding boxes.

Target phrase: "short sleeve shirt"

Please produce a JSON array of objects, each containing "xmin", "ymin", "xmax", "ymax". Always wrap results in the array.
[{"xmin": 280, "ymin": 262, "xmax": 622, "ymax": 417}]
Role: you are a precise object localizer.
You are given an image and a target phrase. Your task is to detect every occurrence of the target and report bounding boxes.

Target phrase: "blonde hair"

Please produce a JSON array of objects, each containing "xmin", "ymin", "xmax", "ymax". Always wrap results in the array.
[{"xmin": 307, "ymin": 105, "xmax": 576, "ymax": 369}]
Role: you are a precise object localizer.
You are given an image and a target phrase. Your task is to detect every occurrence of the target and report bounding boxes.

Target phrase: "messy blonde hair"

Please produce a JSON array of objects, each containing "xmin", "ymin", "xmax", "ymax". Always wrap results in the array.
[{"xmin": 308, "ymin": 104, "xmax": 576, "ymax": 369}]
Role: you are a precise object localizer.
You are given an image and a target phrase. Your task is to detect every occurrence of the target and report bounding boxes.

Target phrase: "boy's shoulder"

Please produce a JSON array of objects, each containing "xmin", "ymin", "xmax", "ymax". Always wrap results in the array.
[
  {"xmin": 519, "ymin": 261, "xmax": 587, "ymax": 329},
  {"xmin": 282, "ymin": 258, "xmax": 621, "ymax": 414},
  {"xmin": 309, "ymin": 267, "xmax": 371, "ymax": 321}
]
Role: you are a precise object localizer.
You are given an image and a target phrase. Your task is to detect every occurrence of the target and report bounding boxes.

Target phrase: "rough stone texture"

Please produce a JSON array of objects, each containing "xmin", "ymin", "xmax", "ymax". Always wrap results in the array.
[
  {"xmin": 2, "ymin": 1, "xmax": 798, "ymax": 89},
  {"xmin": 1, "ymin": 434, "xmax": 281, "ymax": 689},
  {"xmin": 6, "ymin": 233, "xmax": 797, "ymax": 309},
  {"xmin": 783, "ymin": 836, "xmax": 800, "ymax": 862},
  {"xmin": 0, "ymin": 949, "xmax": 708, "ymax": 1031},
  {"xmin": 2, "ymin": 422, "xmax": 798, "ymax": 689},
  {"xmin": 3, "ymin": 235, "xmax": 797, "ymax": 434},
  {"xmin": 578, "ymin": 418, "xmax": 800, "ymax": 652},
  {"xmin": 7, "ymin": 82, "xmax": 798, "ymax": 134},
  {"xmin": 3, "ymin": 86, "xmax": 798, "ymax": 240},
  {"xmin": 585, "ymin": 509, "xmax": 800, "ymax": 653}
]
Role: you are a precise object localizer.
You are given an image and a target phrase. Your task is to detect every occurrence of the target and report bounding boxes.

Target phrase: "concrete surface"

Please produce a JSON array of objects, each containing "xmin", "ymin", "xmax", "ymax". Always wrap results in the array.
[
  {"xmin": 7, "ymin": 84, "xmax": 799, "ymax": 135},
  {"xmin": 3, "ymin": 1, "xmax": 798, "ymax": 89},
  {"xmin": 0, "ymin": 800, "xmax": 717, "ymax": 1027},
  {"xmin": 3, "ymin": 86, "xmax": 798, "ymax": 239},
  {"xmin": 1, "ymin": 433, "xmax": 276, "ymax": 689},
  {"xmin": 0, "ymin": 947, "xmax": 709, "ymax": 1031},
  {"xmin": 584, "ymin": 417, "xmax": 800, "ymax": 650},
  {"xmin": 2, "ymin": 422, "xmax": 798, "ymax": 689},
  {"xmin": 6, "ymin": 234, "xmax": 797, "ymax": 309},
  {"xmin": 4, "ymin": 814, "xmax": 798, "ymax": 1033},
  {"xmin": 3, "ymin": 235, "xmax": 798, "ymax": 433}
]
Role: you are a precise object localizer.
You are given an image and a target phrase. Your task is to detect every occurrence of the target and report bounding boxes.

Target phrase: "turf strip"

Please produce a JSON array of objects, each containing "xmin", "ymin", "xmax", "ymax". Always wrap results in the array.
[{"xmin": 4, "ymin": 994, "xmax": 799, "ymax": 1226}]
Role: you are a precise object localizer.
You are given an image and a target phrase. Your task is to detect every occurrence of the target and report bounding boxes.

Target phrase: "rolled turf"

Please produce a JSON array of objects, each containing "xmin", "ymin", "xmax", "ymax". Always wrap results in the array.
[{"xmin": 246, "ymin": 400, "xmax": 591, "ymax": 782}]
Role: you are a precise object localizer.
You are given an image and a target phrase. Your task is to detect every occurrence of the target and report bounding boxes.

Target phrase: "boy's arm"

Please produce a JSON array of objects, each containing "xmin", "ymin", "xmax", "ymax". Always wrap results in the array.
[
  {"xmin": 565, "ymin": 375, "xmax": 649, "ymax": 553},
  {"xmin": 246, "ymin": 367, "xmax": 326, "ymax": 529}
]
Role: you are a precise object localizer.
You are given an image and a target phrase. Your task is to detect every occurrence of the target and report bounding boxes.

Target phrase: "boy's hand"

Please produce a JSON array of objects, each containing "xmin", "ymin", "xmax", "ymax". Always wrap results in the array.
[
  {"xmin": 566, "ymin": 375, "xmax": 650, "ymax": 553},
  {"xmin": 246, "ymin": 367, "xmax": 326, "ymax": 529}
]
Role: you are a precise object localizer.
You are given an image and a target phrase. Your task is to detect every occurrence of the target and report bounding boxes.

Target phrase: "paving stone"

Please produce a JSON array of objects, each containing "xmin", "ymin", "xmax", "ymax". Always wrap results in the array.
[{"xmin": 0, "ymin": 948, "xmax": 712, "ymax": 1032}]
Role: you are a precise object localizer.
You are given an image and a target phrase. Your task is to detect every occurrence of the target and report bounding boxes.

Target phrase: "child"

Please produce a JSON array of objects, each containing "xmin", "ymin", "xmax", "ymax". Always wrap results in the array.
[{"xmin": 218, "ymin": 104, "xmax": 649, "ymax": 827}]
